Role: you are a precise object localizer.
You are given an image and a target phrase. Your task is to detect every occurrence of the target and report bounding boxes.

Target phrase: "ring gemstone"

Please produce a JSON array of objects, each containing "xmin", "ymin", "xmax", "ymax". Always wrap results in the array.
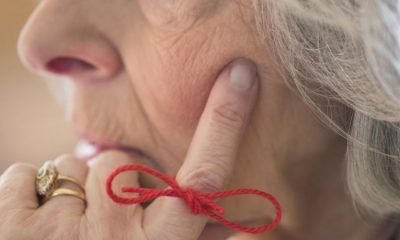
[{"xmin": 36, "ymin": 161, "xmax": 59, "ymax": 197}]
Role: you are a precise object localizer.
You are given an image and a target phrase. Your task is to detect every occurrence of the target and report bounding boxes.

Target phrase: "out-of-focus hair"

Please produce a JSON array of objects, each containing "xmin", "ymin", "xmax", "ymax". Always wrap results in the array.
[{"xmin": 252, "ymin": 0, "xmax": 400, "ymax": 218}]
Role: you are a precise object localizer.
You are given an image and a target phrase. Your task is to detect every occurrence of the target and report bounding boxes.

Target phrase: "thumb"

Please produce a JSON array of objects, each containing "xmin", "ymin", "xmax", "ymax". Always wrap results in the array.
[{"xmin": 144, "ymin": 58, "xmax": 259, "ymax": 240}]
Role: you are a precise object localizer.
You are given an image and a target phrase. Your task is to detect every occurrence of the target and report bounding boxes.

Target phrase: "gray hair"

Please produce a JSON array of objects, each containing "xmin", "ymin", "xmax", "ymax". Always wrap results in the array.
[{"xmin": 252, "ymin": 0, "xmax": 400, "ymax": 218}]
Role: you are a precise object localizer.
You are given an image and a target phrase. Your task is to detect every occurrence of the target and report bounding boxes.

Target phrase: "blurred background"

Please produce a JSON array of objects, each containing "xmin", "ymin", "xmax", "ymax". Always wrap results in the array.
[{"xmin": 0, "ymin": 2, "xmax": 76, "ymax": 172}]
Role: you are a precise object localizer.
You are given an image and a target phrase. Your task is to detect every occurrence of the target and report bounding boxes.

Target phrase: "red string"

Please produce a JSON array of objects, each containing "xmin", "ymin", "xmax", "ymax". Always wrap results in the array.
[{"xmin": 106, "ymin": 164, "xmax": 282, "ymax": 234}]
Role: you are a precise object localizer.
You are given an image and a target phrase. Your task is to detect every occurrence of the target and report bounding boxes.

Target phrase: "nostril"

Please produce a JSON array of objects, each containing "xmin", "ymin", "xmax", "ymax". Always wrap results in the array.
[{"xmin": 46, "ymin": 57, "xmax": 95, "ymax": 75}]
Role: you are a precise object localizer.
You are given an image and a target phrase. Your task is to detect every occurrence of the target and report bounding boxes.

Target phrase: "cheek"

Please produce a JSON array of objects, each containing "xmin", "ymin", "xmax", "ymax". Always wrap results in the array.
[
  {"xmin": 126, "ymin": 35, "xmax": 230, "ymax": 138},
  {"xmin": 143, "ymin": 36, "xmax": 248, "ymax": 134},
  {"xmin": 122, "ymin": 3, "xmax": 262, "ymax": 161},
  {"xmin": 122, "ymin": 39, "xmax": 217, "ymax": 157},
  {"xmin": 145, "ymin": 58, "xmax": 214, "ymax": 135},
  {"xmin": 143, "ymin": 39, "xmax": 236, "ymax": 137}
]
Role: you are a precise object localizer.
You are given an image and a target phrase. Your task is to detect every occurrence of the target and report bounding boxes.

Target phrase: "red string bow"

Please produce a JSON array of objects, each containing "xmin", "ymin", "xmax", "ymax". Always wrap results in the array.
[{"xmin": 106, "ymin": 164, "xmax": 282, "ymax": 234}]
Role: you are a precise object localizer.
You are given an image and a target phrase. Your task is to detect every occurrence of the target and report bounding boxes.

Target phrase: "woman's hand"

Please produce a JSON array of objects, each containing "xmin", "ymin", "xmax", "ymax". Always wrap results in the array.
[{"xmin": 0, "ymin": 58, "xmax": 258, "ymax": 240}]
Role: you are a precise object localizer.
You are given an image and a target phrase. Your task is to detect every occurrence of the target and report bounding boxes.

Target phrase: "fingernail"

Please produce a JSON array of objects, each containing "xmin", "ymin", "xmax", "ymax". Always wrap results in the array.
[{"xmin": 229, "ymin": 58, "xmax": 257, "ymax": 92}]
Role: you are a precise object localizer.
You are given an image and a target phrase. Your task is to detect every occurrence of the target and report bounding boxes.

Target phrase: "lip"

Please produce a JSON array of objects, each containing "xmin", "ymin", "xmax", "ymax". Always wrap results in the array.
[
  {"xmin": 75, "ymin": 139, "xmax": 145, "ymax": 160},
  {"xmin": 74, "ymin": 137, "xmax": 163, "ymax": 171},
  {"xmin": 74, "ymin": 127, "xmax": 166, "ymax": 172}
]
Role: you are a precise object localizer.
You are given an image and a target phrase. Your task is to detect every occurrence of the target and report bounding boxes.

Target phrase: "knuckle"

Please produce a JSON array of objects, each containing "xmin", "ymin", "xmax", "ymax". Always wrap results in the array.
[
  {"xmin": 1, "ymin": 163, "xmax": 36, "ymax": 180},
  {"xmin": 0, "ymin": 163, "xmax": 36, "ymax": 203},
  {"xmin": 3, "ymin": 163, "xmax": 36, "ymax": 177},
  {"xmin": 54, "ymin": 154, "xmax": 87, "ymax": 174},
  {"xmin": 54, "ymin": 154, "xmax": 76, "ymax": 164},
  {"xmin": 211, "ymin": 103, "xmax": 245, "ymax": 130},
  {"xmin": 182, "ymin": 164, "xmax": 227, "ymax": 193}
]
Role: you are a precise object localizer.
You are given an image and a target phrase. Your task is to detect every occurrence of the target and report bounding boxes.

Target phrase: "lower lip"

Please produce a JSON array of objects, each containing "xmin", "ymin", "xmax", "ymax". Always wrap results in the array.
[{"xmin": 74, "ymin": 139, "xmax": 146, "ymax": 162}]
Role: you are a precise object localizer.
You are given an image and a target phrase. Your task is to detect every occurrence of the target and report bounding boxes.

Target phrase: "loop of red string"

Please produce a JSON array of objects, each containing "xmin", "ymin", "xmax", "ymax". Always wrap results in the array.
[{"xmin": 106, "ymin": 164, "xmax": 282, "ymax": 234}]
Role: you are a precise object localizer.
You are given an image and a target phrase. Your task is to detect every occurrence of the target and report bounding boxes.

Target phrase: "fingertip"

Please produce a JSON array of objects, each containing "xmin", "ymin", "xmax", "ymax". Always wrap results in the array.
[
  {"xmin": 85, "ymin": 150, "xmax": 141, "ymax": 218},
  {"xmin": 210, "ymin": 58, "xmax": 259, "ymax": 128},
  {"xmin": 87, "ymin": 150, "xmax": 141, "ymax": 197},
  {"xmin": 228, "ymin": 58, "xmax": 258, "ymax": 93}
]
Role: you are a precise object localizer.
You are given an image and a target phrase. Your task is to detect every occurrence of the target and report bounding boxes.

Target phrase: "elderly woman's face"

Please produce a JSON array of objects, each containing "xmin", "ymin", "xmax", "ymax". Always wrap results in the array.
[
  {"xmin": 19, "ymin": 1, "xmax": 272, "ymax": 169},
  {"xmin": 19, "ymin": 0, "xmax": 292, "ymax": 222}
]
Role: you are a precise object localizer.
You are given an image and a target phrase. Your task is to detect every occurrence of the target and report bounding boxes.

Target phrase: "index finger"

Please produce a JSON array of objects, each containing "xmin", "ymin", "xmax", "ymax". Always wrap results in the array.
[
  {"xmin": 177, "ymin": 58, "xmax": 258, "ymax": 191},
  {"xmin": 144, "ymin": 58, "xmax": 258, "ymax": 240}
]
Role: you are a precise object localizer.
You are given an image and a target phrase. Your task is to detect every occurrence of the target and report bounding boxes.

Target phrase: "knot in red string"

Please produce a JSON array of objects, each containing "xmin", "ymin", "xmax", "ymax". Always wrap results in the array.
[
  {"xmin": 106, "ymin": 164, "xmax": 282, "ymax": 234},
  {"xmin": 172, "ymin": 185, "xmax": 225, "ymax": 215}
]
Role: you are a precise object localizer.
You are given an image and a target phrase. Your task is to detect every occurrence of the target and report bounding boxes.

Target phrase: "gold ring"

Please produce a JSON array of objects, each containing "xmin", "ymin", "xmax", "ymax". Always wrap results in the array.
[
  {"xmin": 58, "ymin": 176, "xmax": 85, "ymax": 192},
  {"xmin": 36, "ymin": 161, "xmax": 85, "ymax": 202},
  {"xmin": 46, "ymin": 188, "xmax": 86, "ymax": 203}
]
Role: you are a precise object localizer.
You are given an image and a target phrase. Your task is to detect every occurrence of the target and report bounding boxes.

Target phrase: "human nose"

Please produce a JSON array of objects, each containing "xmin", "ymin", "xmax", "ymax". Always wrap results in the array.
[{"xmin": 17, "ymin": 2, "xmax": 122, "ymax": 82}]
